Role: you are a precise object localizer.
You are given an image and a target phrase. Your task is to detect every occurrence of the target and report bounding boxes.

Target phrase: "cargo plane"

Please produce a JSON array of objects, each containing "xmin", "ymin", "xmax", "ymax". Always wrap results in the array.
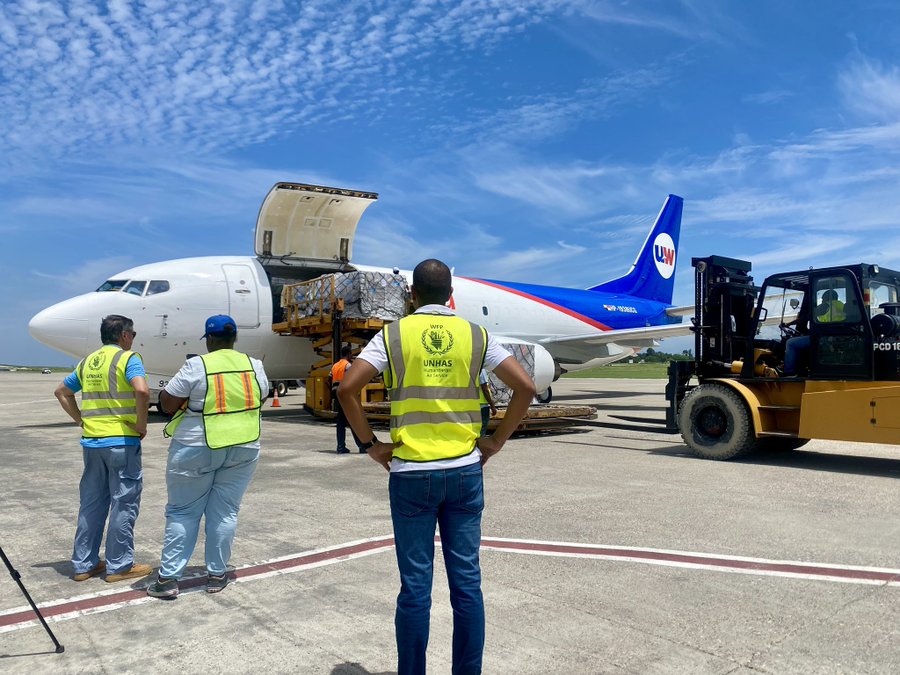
[{"xmin": 29, "ymin": 183, "xmax": 689, "ymax": 403}]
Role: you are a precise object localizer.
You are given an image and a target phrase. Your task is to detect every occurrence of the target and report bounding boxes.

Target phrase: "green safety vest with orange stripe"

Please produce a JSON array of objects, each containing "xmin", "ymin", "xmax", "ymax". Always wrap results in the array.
[
  {"xmin": 384, "ymin": 313, "xmax": 487, "ymax": 463},
  {"xmin": 164, "ymin": 350, "xmax": 261, "ymax": 449},
  {"xmin": 77, "ymin": 345, "xmax": 141, "ymax": 439}
]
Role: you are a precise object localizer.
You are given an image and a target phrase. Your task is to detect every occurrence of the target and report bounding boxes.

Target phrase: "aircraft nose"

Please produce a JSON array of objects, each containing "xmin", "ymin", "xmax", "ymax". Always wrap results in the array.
[{"xmin": 29, "ymin": 303, "xmax": 91, "ymax": 356}]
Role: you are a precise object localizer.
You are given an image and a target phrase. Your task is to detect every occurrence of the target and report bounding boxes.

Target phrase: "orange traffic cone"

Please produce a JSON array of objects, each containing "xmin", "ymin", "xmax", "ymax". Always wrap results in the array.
[{"xmin": 271, "ymin": 388, "xmax": 281, "ymax": 407}]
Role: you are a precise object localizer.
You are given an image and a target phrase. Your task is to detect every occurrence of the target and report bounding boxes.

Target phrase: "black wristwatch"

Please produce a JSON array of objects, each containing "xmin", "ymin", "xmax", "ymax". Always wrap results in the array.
[{"xmin": 359, "ymin": 437, "xmax": 378, "ymax": 450}]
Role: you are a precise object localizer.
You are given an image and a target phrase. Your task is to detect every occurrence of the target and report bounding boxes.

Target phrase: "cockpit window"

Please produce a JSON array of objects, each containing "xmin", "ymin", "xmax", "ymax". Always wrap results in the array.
[
  {"xmin": 146, "ymin": 280, "xmax": 170, "ymax": 296},
  {"xmin": 123, "ymin": 280, "xmax": 147, "ymax": 296},
  {"xmin": 96, "ymin": 279, "xmax": 128, "ymax": 292}
]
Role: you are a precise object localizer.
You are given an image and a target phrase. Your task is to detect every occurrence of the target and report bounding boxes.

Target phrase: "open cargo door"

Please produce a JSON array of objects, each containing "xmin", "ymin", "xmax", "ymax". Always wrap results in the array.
[{"xmin": 255, "ymin": 182, "xmax": 378, "ymax": 274}]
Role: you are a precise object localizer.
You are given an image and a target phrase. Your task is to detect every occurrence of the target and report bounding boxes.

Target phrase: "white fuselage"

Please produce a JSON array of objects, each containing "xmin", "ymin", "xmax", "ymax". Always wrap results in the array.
[{"xmin": 29, "ymin": 256, "xmax": 574, "ymax": 394}]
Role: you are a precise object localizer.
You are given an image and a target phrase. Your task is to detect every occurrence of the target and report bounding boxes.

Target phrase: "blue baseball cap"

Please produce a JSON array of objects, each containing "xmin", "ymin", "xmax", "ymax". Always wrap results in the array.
[{"xmin": 201, "ymin": 314, "xmax": 237, "ymax": 338}]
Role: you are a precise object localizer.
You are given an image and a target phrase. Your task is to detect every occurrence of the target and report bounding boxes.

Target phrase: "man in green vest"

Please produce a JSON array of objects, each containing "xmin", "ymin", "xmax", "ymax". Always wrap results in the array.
[
  {"xmin": 338, "ymin": 259, "xmax": 535, "ymax": 675},
  {"xmin": 54, "ymin": 314, "xmax": 153, "ymax": 583},
  {"xmin": 147, "ymin": 314, "xmax": 269, "ymax": 598},
  {"xmin": 816, "ymin": 289, "xmax": 846, "ymax": 322}
]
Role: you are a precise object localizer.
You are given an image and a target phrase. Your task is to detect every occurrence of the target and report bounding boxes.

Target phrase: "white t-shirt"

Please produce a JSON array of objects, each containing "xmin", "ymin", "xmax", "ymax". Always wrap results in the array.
[
  {"xmin": 164, "ymin": 352, "xmax": 269, "ymax": 449},
  {"xmin": 357, "ymin": 305, "xmax": 512, "ymax": 472}
]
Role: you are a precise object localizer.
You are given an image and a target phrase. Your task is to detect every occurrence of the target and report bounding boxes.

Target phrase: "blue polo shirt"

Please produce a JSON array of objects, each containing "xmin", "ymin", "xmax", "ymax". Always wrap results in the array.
[{"xmin": 65, "ymin": 348, "xmax": 147, "ymax": 448}]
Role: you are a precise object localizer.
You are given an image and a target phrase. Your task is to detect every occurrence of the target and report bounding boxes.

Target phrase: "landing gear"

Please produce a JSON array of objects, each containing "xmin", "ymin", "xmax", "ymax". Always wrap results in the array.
[{"xmin": 535, "ymin": 387, "xmax": 552, "ymax": 404}]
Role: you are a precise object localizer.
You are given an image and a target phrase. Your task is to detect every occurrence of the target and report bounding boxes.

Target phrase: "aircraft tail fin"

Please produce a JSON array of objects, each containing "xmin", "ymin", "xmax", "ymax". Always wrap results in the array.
[{"xmin": 588, "ymin": 194, "xmax": 683, "ymax": 304}]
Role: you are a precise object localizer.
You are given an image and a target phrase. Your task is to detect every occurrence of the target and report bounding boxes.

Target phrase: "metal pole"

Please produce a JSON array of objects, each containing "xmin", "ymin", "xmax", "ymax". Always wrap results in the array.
[{"xmin": 0, "ymin": 545, "xmax": 64, "ymax": 653}]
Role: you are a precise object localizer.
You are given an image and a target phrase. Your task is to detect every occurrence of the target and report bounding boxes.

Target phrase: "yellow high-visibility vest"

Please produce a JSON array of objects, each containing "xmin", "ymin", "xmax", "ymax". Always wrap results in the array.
[
  {"xmin": 818, "ymin": 299, "xmax": 845, "ymax": 322},
  {"xmin": 77, "ymin": 346, "xmax": 140, "ymax": 439},
  {"xmin": 384, "ymin": 314, "xmax": 487, "ymax": 462},
  {"xmin": 200, "ymin": 350, "xmax": 261, "ymax": 449}
]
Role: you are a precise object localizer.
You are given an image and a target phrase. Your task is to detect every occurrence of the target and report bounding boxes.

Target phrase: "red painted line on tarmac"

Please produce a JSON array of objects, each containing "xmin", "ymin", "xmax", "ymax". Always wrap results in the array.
[
  {"xmin": 4, "ymin": 536, "xmax": 898, "ymax": 633},
  {"xmin": 479, "ymin": 538, "xmax": 900, "ymax": 584},
  {"xmin": 0, "ymin": 537, "xmax": 395, "ymax": 631}
]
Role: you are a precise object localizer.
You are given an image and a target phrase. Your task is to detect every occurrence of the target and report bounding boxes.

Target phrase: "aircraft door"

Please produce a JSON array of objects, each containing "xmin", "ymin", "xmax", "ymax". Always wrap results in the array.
[{"xmin": 223, "ymin": 264, "xmax": 260, "ymax": 328}]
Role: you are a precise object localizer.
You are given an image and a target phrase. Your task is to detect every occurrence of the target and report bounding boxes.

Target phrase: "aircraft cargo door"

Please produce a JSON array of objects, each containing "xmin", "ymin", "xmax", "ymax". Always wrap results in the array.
[
  {"xmin": 254, "ymin": 182, "xmax": 378, "ymax": 273},
  {"xmin": 223, "ymin": 264, "xmax": 260, "ymax": 328}
]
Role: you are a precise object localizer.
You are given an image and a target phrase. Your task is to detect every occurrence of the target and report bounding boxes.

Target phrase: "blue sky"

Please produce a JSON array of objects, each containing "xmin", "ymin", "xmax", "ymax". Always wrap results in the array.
[{"xmin": 4, "ymin": 0, "xmax": 900, "ymax": 365}]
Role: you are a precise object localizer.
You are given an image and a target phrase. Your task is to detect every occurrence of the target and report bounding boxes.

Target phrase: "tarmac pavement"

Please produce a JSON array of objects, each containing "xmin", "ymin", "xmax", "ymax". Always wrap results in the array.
[{"xmin": 1, "ymin": 371, "xmax": 898, "ymax": 674}]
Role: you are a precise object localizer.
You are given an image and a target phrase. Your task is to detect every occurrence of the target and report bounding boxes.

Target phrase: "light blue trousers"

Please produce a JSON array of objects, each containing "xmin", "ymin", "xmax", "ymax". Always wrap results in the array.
[
  {"xmin": 72, "ymin": 445, "xmax": 143, "ymax": 575},
  {"xmin": 159, "ymin": 441, "xmax": 259, "ymax": 579}
]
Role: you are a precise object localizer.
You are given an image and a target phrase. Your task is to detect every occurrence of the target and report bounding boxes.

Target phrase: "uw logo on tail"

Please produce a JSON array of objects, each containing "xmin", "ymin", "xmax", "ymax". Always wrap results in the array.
[
  {"xmin": 589, "ymin": 194, "xmax": 683, "ymax": 304},
  {"xmin": 653, "ymin": 232, "xmax": 676, "ymax": 280}
]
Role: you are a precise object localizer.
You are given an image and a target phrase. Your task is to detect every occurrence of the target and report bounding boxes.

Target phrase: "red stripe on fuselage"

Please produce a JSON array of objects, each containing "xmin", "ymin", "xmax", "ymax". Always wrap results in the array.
[{"xmin": 459, "ymin": 277, "xmax": 612, "ymax": 331}]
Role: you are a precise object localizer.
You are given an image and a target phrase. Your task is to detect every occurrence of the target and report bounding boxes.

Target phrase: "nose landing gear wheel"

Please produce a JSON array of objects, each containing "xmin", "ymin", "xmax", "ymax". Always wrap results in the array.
[{"xmin": 535, "ymin": 387, "xmax": 552, "ymax": 404}]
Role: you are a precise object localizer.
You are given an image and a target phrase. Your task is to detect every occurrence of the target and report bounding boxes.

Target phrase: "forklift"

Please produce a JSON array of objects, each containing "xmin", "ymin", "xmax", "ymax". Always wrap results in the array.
[{"xmin": 666, "ymin": 255, "xmax": 900, "ymax": 459}]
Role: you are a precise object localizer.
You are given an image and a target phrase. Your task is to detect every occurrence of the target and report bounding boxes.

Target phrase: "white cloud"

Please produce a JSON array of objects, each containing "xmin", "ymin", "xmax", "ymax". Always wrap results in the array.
[
  {"xmin": 0, "ymin": 0, "xmax": 565, "ymax": 164},
  {"xmin": 838, "ymin": 54, "xmax": 900, "ymax": 123}
]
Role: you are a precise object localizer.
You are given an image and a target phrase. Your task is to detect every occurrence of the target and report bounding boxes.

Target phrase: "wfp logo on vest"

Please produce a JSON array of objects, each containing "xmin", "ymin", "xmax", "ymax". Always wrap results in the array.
[
  {"xmin": 89, "ymin": 354, "xmax": 104, "ymax": 371},
  {"xmin": 421, "ymin": 326, "xmax": 454, "ymax": 356},
  {"xmin": 653, "ymin": 233, "xmax": 676, "ymax": 279}
]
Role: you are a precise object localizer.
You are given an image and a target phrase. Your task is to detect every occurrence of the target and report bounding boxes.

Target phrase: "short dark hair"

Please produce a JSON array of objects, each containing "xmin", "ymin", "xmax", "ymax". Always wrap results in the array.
[
  {"xmin": 100, "ymin": 315, "xmax": 134, "ymax": 345},
  {"xmin": 206, "ymin": 332, "xmax": 237, "ymax": 350},
  {"xmin": 412, "ymin": 259, "xmax": 452, "ymax": 306},
  {"xmin": 341, "ymin": 344, "xmax": 353, "ymax": 358}
]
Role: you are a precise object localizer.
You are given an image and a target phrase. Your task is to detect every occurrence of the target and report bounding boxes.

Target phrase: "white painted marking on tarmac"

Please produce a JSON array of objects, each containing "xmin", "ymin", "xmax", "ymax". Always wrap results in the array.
[
  {"xmin": 479, "ymin": 537, "xmax": 900, "ymax": 587},
  {"xmin": 3, "ymin": 534, "xmax": 897, "ymax": 634},
  {"xmin": 0, "ymin": 535, "xmax": 395, "ymax": 634},
  {"xmin": 0, "ymin": 398, "xmax": 57, "ymax": 407}
]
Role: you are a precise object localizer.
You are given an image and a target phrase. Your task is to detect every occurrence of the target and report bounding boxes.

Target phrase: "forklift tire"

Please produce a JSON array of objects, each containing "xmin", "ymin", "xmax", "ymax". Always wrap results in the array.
[{"xmin": 678, "ymin": 384, "xmax": 754, "ymax": 460}]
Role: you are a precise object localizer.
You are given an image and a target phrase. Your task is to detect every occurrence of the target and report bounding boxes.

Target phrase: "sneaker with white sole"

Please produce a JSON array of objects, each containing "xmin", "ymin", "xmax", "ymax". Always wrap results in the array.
[
  {"xmin": 147, "ymin": 576, "xmax": 179, "ymax": 598},
  {"xmin": 206, "ymin": 573, "xmax": 229, "ymax": 593}
]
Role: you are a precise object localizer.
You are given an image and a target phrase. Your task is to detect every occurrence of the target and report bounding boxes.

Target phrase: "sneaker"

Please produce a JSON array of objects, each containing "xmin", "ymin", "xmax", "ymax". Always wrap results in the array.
[
  {"xmin": 73, "ymin": 561, "xmax": 105, "ymax": 581},
  {"xmin": 147, "ymin": 576, "xmax": 179, "ymax": 598},
  {"xmin": 336, "ymin": 447, "xmax": 350, "ymax": 454},
  {"xmin": 105, "ymin": 562, "xmax": 153, "ymax": 583},
  {"xmin": 206, "ymin": 572, "xmax": 230, "ymax": 594}
]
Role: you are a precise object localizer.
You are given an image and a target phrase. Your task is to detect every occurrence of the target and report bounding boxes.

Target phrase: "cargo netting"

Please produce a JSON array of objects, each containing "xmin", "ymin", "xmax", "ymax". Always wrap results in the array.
[
  {"xmin": 487, "ymin": 342, "xmax": 536, "ymax": 405},
  {"xmin": 282, "ymin": 272, "xmax": 410, "ymax": 322}
]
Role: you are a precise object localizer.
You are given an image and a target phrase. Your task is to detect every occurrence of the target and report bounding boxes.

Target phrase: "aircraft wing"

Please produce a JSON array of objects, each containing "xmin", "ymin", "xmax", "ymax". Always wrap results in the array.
[
  {"xmin": 665, "ymin": 304, "xmax": 694, "ymax": 318},
  {"xmin": 536, "ymin": 302, "xmax": 798, "ymax": 364},
  {"xmin": 535, "ymin": 322, "xmax": 693, "ymax": 364}
]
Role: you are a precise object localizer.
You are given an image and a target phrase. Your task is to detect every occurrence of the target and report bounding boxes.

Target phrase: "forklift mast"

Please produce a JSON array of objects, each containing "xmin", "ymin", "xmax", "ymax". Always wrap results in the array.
[
  {"xmin": 665, "ymin": 255, "xmax": 757, "ymax": 430},
  {"xmin": 691, "ymin": 255, "xmax": 758, "ymax": 379}
]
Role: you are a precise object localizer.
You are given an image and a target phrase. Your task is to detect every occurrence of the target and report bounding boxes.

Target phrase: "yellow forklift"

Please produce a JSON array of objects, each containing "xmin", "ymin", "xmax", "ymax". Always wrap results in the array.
[{"xmin": 666, "ymin": 255, "xmax": 900, "ymax": 459}]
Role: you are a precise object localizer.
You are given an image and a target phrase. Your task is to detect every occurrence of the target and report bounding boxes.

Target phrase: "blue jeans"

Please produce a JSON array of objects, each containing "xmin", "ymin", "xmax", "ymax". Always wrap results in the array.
[
  {"xmin": 480, "ymin": 406, "xmax": 490, "ymax": 437},
  {"xmin": 72, "ymin": 445, "xmax": 143, "ymax": 575},
  {"xmin": 335, "ymin": 393, "xmax": 363, "ymax": 451},
  {"xmin": 389, "ymin": 464, "xmax": 485, "ymax": 675},
  {"xmin": 784, "ymin": 335, "xmax": 810, "ymax": 375},
  {"xmin": 159, "ymin": 441, "xmax": 259, "ymax": 579}
]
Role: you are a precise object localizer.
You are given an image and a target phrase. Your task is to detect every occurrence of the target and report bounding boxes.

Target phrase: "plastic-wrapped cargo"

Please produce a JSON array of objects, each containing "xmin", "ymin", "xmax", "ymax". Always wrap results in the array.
[
  {"xmin": 289, "ymin": 272, "xmax": 410, "ymax": 321},
  {"xmin": 487, "ymin": 342, "xmax": 536, "ymax": 405}
]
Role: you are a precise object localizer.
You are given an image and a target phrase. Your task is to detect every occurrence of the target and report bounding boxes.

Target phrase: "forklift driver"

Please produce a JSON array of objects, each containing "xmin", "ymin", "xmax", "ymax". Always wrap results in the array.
[{"xmin": 783, "ymin": 295, "xmax": 811, "ymax": 376}]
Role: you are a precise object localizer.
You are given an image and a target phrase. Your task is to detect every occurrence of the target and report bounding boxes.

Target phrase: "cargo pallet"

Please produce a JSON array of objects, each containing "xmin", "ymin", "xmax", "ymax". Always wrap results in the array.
[
  {"xmin": 311, "ymin": 402, "xmax": 597, "ymax": 432},
  {"xmin": 276, "ymin": 275, "xmax": 597, "ymax": 432}
]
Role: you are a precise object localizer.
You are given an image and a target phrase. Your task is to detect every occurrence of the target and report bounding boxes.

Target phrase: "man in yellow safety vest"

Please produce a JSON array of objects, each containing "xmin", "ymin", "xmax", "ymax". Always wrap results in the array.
[
  {"xmin": 54, "ymin": 314, "xmax": 153, "ymax": 583},
  {"xmin": 147, "ymin": 314, "xmax": 268, "ymax": 598},
  {"xmin": 338, "ymin": 259, "xmax": 535, "ymax": 675}
]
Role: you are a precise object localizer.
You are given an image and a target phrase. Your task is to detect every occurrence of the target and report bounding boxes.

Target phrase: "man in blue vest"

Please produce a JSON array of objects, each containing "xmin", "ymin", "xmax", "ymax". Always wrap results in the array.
[
  {"xmin": 147, "ymin": 314, "xmax": 268, "ymax": 598},
  {"xmin": 339, "ymin": 259, "xmax": 535, "ymax": 675},
  {"xmin": 54, "ymin": 314, "xmax": 153, "ymax": 583}
]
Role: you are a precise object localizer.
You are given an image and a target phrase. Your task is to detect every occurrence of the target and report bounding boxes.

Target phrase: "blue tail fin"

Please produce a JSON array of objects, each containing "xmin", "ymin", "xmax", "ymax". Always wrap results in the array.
[{"xmin": 588, "ymin": 194, "xmax": 683, "ymax": 304}]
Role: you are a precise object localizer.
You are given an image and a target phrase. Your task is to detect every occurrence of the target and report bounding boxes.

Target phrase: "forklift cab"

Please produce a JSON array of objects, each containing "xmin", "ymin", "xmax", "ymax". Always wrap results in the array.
[{"xmin": 754, "ymin": 264, "xmax": 900, "ymax": 381}]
